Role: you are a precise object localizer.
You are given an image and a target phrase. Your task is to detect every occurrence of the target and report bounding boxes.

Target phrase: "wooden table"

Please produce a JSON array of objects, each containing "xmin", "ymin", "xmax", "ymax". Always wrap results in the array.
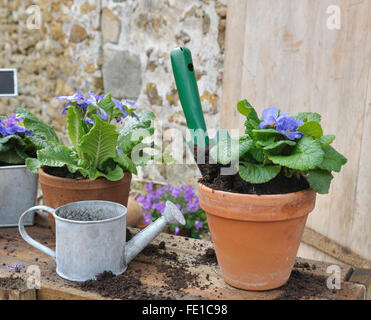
[{"xmin": 0, "ymin": 221, "xmax": 366, "ymax": 300}]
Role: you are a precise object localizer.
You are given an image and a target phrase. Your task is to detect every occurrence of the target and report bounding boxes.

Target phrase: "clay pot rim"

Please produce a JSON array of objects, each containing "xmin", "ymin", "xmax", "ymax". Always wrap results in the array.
[
  {"xmin": 198, "ymin": 183, "xmax": 316, "ymax": 222},
  {"xmin": 38, "ymin": 168, "xmax": 132, "ymax": 189},
  {"xmin": 198, "ymin": 182, "xmax": 314, "ymax": 200}
]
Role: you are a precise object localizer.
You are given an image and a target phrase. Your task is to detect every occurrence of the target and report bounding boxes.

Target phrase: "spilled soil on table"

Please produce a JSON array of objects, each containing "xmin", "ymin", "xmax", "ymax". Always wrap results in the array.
[{"xmin": 78, "ymin": 240, "xmax": 208, "ymax": 300}]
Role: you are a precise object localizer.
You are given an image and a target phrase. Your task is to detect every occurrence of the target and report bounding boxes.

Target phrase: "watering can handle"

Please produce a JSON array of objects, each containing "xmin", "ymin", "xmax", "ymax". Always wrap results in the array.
[{"xmin": 18, "ymin": 206, "xmax": 57, "ymax": 260}]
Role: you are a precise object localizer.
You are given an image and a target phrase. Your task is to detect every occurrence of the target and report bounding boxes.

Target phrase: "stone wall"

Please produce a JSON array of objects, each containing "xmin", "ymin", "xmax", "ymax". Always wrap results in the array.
[{"xmin": 0, "ymin": 0, "xmax": 227, "ymax": 186}]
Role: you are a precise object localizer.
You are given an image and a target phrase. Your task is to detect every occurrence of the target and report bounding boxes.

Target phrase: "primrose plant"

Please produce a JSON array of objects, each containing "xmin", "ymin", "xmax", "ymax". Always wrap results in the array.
[
  {"xmin": 137, "ymin": 183, "xmax": 208, "ymax": 239},
  {"xmin": 210, "ymin": 100, "xmax": 347, "ymax": 194},
  {"xmin": 0, "ymin": 112, "xmax": 47, "ymax": 166},
  {"xmin": 26, "ymin": 92, "xmax": 157, "ymax": 181}
]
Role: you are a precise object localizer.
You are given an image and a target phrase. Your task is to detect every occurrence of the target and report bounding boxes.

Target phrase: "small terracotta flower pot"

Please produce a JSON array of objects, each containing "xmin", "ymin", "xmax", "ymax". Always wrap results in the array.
[
  {"xmin": 198, "ymin": 183, "xmax": 316, "ymax": 291},
  {"xmin": 39, "ymin": 168, "xmax": 132, "ymax": 233}
]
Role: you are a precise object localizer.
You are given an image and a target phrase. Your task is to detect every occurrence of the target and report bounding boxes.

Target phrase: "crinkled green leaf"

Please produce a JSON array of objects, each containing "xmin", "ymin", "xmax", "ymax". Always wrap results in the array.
[
  {"xmin": 119, "ymin": 111, "xmax": 155, "ymax": 136},
  {"xmin": 297, "ymin": 121, "xmax": 323, "ymax": 139},
  {"xmin": 117, "ymin": 127, "xmax": 153, "ymax": 154},
  {"xmin": 0, "ymin": 135, "xmax": 26, "ymax": 152},
  {"xmin": 0, "ymin": 150, "xmax": 24, "ymax": 165},
  {"xmin": 240, "ymin": 101, "xmax": 260, "ymax": 136},
  {"xmin": 67, "ymin": 107, "xmax": 84, "ymax": 151},
  {"xmin": 239, "ymin": 162, "xmax": 281, "ymax": 184},
  {"xmin": 320, "ymin": 135, "xmax": 336, "ymax": 147},
  {"xmin": 268, "ymin": 136, "xmax": 324, "ymax": 170},
  {"xmin": 79, "ymin": 115, "xmax": 119, "ymax": 169},
  {"xmin": 318, "ymin": 146, "xmax": 347, "ymax": 173},
  {"xmin": 98, "ymin": 93, "xmax": 116, "ymax": 119},
  {"xmin": 263, "ymin": 140, "xmax": 296, "ymax": 155},
  {"xmin": 295, "ymin": 112, "xmax": 321, "ymax": 123},
  {"xmin": 35, "ymin": 144, "xmax": 82, "ymax": 173},
  {"xmin": 209, "ymin": 136, "xmax": 253, "ymax": 165},
  {"xmin": 307, "ymin": 169, "xmax": 334, "ymax": 194},
  {"xmin": 249, "ymin": 146, "xmax": 265, "ymax": 162},
  {"xmin": 88, "ymin": 165, "xmax": 124, "ymax": 182},
  {"xmin": 115, "ymin": 152, "xmax": 138, "ymax": 175},
  {"xmin": 25, "ymin": 158, "xmax": 41, "ymax": 173},
  {"xmin": 17, "ymin": 108, "xmax": 59, "ymax": 143},
  {"xmin": 252, "ymin": 129, "xmax": 283, "ymax": 141}
]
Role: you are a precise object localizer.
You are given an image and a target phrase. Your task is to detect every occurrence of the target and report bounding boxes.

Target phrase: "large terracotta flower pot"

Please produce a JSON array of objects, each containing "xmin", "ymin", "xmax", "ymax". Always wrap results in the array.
[
  {"xmin": 39, "ymin": 168, "xmax": 132, "ymax": 233},
  {"xmin": 198, "ymin": 183, "xmax": 316, "ymax": 291}
]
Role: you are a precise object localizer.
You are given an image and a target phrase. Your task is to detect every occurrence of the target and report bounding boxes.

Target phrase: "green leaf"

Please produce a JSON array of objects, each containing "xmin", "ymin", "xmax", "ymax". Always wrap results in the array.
[
  {"xmin": 268, "ymin": 136, "xmax": 324, "ymax": 170},
  {"xmin": 320, "ymin": 135, "xmax": 336, "ymax": 147},
  {"xmin": 318, "ymin": 146, "xmax": 347, "ymax": 172},
  {"xmin": 119, "ymin": 111, "xmax": 155, "ymax": 136},
  {"xmin": 0, "ymin": 150, "xmax": 24, "ymax": 165},
  {"xmin": 295, "ymin": 112, "xmax": 321, "ymax": 123},
  {"xmin": 26, "ymin": 158, "xmax": 41, "ymax": 173},
  {"xmin": 307, "ymin": 169, "xmax": 334, "ymax": 194},
  {"xmin": 239, "ymin": 162, "xmax": 281, "ymax": 184},
  {"xmin": 263, "ymin": 140, "xmax": 296, "ymax": 155},
  {"xmin": 237, "ymin": 99, "xmax": 253, "ymax": 116},
  {"xmin": 98, "ymin": 93, "xmax": 116, "ymax": 119},
  {"xmin": 115, "ymin": 152, "xmax": 138, "ymax": 175},
  {"xmin": 297, "ymin": 121, "xmax": 323, "ymax": 139},
  {"xmin": 249, "ymin": 146, "xmax": 265, "ymax": 163},
  {"xmin": 67, "ymin": 107, "xmax": 84, "ymax": 151},
  {"xmin": 252, "ymin": 129, "xmax": 283, "ymax": 141},
  {"xmin": 17, "ymin": 108, "xmax": 59, "ymax": 143},
  {"xmin": 209, "ymin": 136, "xmax": 253, "ymax": 165},
  {"xmin": 88, "ymin": 165, "xmax": 124, "ymax": 182},
  {"xmin": 79, "ymin": 115, "xmax": 119, "ymax": 170},
  {"xmin": 36, "ymin": 144, "xmax": 82, "ymax": 173},
  {"xmin": 117, "ymin": 127, "xmax": 153, "ymax": 154},
  {"xmin": 0, "ymin": 135, "xmax": 26, "ymax": 152}
]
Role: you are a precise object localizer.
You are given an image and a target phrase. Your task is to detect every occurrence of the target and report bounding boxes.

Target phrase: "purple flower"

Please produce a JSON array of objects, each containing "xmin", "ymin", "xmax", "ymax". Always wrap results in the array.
[
  {"xmin": 259, "ymin": 107, "xmax": 279, "ymax": 129},
  {"xmin": 84, "ymin": 93, "xmax": 108, "ymax": 121},
  {"xmin": 171, "ymin": 188, "xmax": 181, "ymax": 198},
  {"xmin": 116, "ymin": 147, "xmax": 124, "ymax": 153},
  {"xmin": 145, "ymin": 183, "xmax": 154, "ymax": 192},
  {"xmin": 144, "ymin": 213, "xmax": 152, "ymax": 224},
  {"xmin": 0, "ymin": 113, "xmax": 33, "ymax": 137},
  {"xmin": 137, "ymin": 196, "xmax": 145, "ymax": 203},
  {"xmin": 174, "ymin": 227, "xmax": 180, "ymax": 235},
  {"xmin": 5, "ymin": 263, "xmax": 24, "ymax": 272},
  {"xmin": 186, "ymin": 201, "xmax": 199, "ymax": 213},
  {"xmin": 195, "ymin": 221, "xmax": 203, "ymax": 231},
  {"xmin": 84, "ymin": 118, "xmax": 94, "ymax": 125},
  {"xmin": 275, "ymin": 114, "xmax": 304, "ymax": 140},
  {"xmin": 56, "ymin": 92, "xmax": 84, "ymax": 103}
]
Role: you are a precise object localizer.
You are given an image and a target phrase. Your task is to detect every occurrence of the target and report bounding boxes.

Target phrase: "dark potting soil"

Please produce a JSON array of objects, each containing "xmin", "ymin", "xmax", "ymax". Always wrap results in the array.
[
  {"xmin": 196, "ymin": 145, "xmax": 309, "ymax": 195},
  {"xmin": 194, "ymin": 248, "xmax": 218, "ymax": 266},
  {"xmin": 43, "ymin": 166, "xmax": 85, "ymax": 179},
  {"xmin": 275, "ymin": 269, "xmax": 331, "ymax": 300}
]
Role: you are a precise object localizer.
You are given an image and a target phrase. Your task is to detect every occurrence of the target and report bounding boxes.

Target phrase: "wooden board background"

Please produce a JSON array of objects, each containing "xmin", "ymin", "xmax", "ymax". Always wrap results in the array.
[{"xmin": 221, "ymin": 0, "xmax": 371, "ymax": 260}]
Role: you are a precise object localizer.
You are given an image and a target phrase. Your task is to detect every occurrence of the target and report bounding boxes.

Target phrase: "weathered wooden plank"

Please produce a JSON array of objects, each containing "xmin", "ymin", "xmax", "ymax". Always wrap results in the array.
[
  {"xmin": 0, "ymin": 226, "xmax": 365, "ymax": 300},
  {"xmin": 221, "ymin": 0, "xmax": 371, "ymax": 261}
]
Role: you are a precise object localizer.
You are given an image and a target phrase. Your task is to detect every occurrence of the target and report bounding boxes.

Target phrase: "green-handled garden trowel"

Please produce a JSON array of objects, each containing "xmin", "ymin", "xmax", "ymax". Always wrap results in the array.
[{"xmin": 170, "ymin": 47, "xmax": 229, "ymax": 176}]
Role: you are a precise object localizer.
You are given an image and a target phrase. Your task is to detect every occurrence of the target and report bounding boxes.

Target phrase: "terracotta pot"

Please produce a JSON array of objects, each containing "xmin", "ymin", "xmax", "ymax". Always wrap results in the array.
[
  {"xmin": 39, "ymin": 168, "xmax": 132, "ymax": 233},
  {"xmin": 198, "ymin": 183, "xmax": 316, "ymax": 291}
]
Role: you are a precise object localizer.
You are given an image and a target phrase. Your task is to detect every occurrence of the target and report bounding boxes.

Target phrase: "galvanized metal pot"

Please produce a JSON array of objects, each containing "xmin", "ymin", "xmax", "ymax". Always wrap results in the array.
[
  {"xmin": 18, "ymin": 200, "xmax": 185, "ymax": 282},
  {"xmin": 0, "ymin": 165, "xmax": 38, "ymax": 227}
]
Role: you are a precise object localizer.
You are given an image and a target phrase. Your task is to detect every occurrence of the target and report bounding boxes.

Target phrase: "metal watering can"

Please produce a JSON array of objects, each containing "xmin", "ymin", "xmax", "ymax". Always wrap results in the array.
[{"xmin": 18, "ymin": 200, "xmax": 185, "ymax": 282}]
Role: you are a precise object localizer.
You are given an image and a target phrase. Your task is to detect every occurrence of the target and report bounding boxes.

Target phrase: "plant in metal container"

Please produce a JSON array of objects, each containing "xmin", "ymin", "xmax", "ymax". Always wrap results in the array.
[
  {"xmin": 136, "ymin": 183, "xmax": 208, "ymax": 239},
  {"xmin": 24, "ymin": 92, "xmax": 159, "ymax": 232},
  {"xmin": 0, "ymin": 111, "xmax": 49, "ymax": 227},
  {"xmin": 198, "ymin": 100, "xmax": 347, "ymax": 291}
]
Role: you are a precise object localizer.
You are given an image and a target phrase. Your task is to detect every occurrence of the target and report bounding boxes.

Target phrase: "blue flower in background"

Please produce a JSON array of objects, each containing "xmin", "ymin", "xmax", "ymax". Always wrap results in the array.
[{"xmin": 0, "ymin": 113, "xmax": 33, "ymax": 137}]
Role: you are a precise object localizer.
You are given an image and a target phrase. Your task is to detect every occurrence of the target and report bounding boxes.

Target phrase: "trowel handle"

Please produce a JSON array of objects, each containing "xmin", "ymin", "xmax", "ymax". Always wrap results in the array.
[
  {"xmin": 18, "ymin": 206, "xmax": 56, "ymax": 260},
  {"xmin": 170, "ymin": 47, "xmax": 209, "ymax": 146}
]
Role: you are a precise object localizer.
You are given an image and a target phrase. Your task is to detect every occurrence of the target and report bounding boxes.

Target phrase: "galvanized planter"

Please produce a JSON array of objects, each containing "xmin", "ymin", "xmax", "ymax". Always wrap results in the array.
[{"xmin": 0, "ymin": 165, "xmax": 38, "ymax": 227}]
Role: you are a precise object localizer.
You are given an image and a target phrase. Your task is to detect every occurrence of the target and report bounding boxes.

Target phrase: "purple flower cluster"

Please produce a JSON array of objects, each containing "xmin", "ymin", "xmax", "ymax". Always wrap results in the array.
[
  {"xmin": 0, "ymin": 113, "xmax": 33, "ymax": 137},
  {"xmin": 4, "ymin": 263, "xmax": 24, "ymax": 272},
  {"xmin": 56, "ymin": 92, "xmax": 139, "ymax": 123},
  {"xmin": 260, "ymin": 107, "xmax": 304, "ymax": 140},
  {"xmin": 137, "ymin": 183, "xmax": 207, "ymax": 238}
]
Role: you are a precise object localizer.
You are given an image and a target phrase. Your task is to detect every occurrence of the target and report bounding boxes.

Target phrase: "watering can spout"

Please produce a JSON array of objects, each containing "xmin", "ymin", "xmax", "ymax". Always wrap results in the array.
[{"xmin": 125, "ymin": 201, "xmax": 186, "ymax": 265}]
